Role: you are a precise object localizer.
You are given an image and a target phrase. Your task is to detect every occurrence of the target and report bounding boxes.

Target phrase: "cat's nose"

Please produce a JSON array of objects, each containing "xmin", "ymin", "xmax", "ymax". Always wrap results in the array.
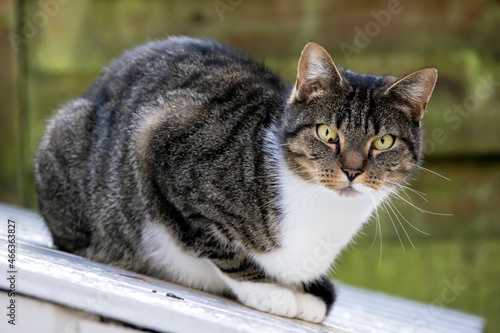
[{"xmin": 341, "ymin": 168, "xmax": 363, "ymax": 182}]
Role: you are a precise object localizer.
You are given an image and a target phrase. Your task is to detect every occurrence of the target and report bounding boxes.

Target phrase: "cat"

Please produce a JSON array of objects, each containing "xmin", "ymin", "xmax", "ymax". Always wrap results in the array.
[{"xmin": 34, "ymin": 36, "xmax": 437, "ymax": 323}]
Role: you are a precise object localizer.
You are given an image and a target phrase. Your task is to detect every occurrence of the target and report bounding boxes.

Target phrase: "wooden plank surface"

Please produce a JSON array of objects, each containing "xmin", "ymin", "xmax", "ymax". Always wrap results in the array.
[{"xmin": 0, "ymin": 203, "xmax": 485, "ymax": 333}]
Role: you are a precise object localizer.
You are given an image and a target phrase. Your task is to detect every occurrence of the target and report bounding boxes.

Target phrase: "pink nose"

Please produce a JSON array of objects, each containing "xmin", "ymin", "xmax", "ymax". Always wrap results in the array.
[{"xmin": 341, "ymin": 168, "xmax": 363, "ymax": 182}]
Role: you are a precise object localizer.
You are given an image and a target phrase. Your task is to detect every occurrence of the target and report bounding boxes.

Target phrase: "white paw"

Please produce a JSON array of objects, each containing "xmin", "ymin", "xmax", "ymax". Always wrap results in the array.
[
  {"xmin": 238, "ymin": 283, "xmax": 299, "ymax": 318},
  {"xmin": 294, "ymin": 292, "xmax": 327, "ymax": 323},
  {"xmin": 230, "ymin": 281, "xmax": 327, "ymax": 322}
]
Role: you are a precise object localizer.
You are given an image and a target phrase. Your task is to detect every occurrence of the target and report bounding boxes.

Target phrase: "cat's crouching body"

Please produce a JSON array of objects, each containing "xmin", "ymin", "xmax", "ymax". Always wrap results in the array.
[{"xmin": 35, "ymin": 37, "xmax": 437, "ymax": 322}]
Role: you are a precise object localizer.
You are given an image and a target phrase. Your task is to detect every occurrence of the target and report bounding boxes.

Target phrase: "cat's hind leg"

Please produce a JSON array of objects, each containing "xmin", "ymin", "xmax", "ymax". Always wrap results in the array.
[{"xmin": 35, "ymin": 98, "xmax": 96, "ymax": 254}]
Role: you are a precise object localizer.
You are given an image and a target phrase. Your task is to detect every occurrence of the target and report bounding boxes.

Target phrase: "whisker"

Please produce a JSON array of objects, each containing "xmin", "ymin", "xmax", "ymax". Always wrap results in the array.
[
  {"xmin": 384, "ymin": 179, "xmax": 428, "ymax": 202},
  {"xmin": 379, "ymin": 195, "xmax": 405, "ymax": 251},
  {"xmin": 416, "ymin": 165, "xmax": 451, "ymax": 181},
  {"xmin": 368, "ymin": 193, "xmax": 383, "ymax": 271},
  {"xmin": 386, "ymin": 200, "xmax": 415, "ymax": 249},
  {"xmin": 304, "ymin": 183, "xmax": 324, "ymax": 227},
  {"xmin": 400, "ymin": 186, "xmax": 419, "ymax": 214},
  {"xmin": 401, "ymin": 183, "xmax": 427, "ymax": 197},
  {"xmin": 282, "ymin": 177, "xmax": 322, "ymax": 217},
  {"xmin": 366, "ymin": 209, "xmax": 379, "ymax": 253},
  {"xmin": 366, "ymin": 193, "xmax": 383, "ymax": 253},
  {"xmin": 387, "ymin": 199, "xmax": 430, "ymax": 236},
  {"xmin": 377, "ymin": 207, "xmax": 383, "ymax": 271},
  {"xmin": 385, "ymin": 182, "xmax": 419, "ymax": 214},
  {"xmin": 395, "ymin": 184, "xmax": 421, "ymax": 216},
  {"xmin": 388, "ymin": 189, "xmax": 453, "ymax": 216},
  {"xmin": 400, "ymin": 185, "xmax": 428, "ymax": 203}
]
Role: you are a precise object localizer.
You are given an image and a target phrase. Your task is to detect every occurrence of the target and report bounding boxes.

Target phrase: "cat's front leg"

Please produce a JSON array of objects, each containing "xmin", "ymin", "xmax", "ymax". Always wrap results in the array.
[
  {"xmin": 225, "ymin": 279, "xmax": 329, "ymax": 323},
  {"xmin": 208, "ymin": 258, "xmax": 332, "ymax": 323}
]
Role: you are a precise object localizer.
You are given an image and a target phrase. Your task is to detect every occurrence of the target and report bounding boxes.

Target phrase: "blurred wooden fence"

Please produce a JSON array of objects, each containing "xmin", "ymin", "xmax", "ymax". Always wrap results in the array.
[{"xmin": 1, "ymin": 0, "xmax": 499, "ymax": 209}]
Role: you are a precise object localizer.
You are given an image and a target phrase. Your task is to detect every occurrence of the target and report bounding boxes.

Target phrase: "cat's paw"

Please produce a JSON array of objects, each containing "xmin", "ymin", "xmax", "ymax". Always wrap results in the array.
[
  {"xmin": 238, "ymin": 283, "xmax": 299, "ymax": 318},
  {"xmin": 231, "ymin": 282, "xmax": 327, "ymax": 322},
  {"xmin": 295, "ymin": 292, "xmax": 327, "ymax": 323}
]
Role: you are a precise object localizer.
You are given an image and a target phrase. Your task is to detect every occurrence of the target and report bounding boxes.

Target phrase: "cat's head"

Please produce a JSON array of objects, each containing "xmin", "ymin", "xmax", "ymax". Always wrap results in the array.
[{"xmin": 281, "ymin": 42, "xmax": 437, "ymax": 198}]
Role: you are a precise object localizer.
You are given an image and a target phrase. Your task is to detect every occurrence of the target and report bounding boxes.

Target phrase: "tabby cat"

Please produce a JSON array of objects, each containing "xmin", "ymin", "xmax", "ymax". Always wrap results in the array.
[{"xmin": 34, "ymin": 37, "xmax": 437, "ymax": 323}]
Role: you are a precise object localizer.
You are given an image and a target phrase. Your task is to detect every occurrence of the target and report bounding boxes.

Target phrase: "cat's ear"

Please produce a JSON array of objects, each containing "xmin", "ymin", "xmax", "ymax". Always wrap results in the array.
[
  {"xmin": 385, "ymin": 68, "xmax": 438, "ymax": 120},
  {"xmin": 291, "ymin": 42, "xmax": 343, "ymax": 102}
]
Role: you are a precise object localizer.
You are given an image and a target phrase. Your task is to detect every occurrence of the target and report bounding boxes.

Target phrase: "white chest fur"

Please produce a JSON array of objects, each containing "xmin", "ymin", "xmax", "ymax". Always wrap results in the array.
[{"xmin": 252, "ymin": 170, "xmax": 381, "ymax": 285}]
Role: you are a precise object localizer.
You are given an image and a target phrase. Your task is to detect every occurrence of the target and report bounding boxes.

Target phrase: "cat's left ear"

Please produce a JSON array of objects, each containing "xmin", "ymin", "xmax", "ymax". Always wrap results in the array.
[
  {"xmin": 291, "ymin": 42, "xmax": 344, "ymax": 102},
  {"xmin": 385, "ymin": 68, "xmax": 438, "ymax": 120}
]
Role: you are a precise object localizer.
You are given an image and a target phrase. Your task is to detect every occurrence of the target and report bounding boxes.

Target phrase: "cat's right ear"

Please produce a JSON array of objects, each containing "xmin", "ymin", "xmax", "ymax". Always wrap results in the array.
[{"xmin": 291, "ymin": 42, "xmax": 343, "ymax": 103}]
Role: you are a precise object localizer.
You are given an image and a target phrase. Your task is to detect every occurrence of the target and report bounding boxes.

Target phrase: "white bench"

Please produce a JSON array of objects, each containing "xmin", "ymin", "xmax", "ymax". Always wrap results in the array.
[{"xmin": 0, "ymin": 203, "xmax": 485, "ymax": 333}]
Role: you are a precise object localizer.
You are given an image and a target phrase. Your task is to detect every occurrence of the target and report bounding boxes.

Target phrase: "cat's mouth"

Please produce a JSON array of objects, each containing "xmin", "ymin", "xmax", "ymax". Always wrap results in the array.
[{"xmin": 336, "ymin": 185, "xmax": 361, "ymax": 198}]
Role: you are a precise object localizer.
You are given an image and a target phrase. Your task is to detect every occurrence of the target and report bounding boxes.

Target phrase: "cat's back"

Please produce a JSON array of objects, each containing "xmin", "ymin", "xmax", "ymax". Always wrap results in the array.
[
  {"xmin": 35, "ymin": 37, "xmax": 288, "ymax": 254},
  {"xmin": 84, "ymin": 36, "xmax": 287, "ymax": 105}
]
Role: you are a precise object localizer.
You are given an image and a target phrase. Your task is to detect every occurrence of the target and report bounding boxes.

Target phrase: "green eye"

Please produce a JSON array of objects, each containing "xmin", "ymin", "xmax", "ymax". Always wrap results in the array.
[
  {"xmin": 317, "ymin": 124, "xmax": 338, "ymax": 144},
  {"xmin": 372, "ymin": 134, "xmax": 395, "ymax": 150}
]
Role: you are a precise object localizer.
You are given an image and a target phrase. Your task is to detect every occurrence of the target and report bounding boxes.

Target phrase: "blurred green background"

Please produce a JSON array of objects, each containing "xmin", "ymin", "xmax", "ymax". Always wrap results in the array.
[{"xmin": 1, "ymin": 0, "xmax": 499, "ymax": 331}]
